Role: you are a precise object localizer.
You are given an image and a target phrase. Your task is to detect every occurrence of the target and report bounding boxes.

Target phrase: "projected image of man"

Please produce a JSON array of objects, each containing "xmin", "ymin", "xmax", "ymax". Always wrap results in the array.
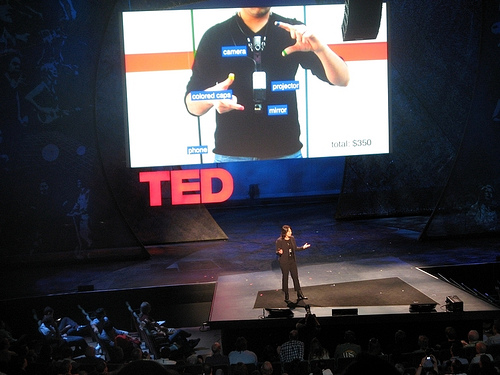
[{"xmin": 185, "ymin": 7, "xmax": 349, "ymax": 162}]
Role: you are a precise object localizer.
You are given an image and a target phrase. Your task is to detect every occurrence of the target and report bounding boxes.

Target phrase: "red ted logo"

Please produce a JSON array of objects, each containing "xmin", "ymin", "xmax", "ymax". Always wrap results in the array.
[{"xmin": 139, "ymin": 168, "xmax": 234, "ymax": 206}]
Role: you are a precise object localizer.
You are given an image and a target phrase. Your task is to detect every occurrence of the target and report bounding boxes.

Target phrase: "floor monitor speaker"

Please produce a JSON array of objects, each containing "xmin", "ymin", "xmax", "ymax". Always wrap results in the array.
[
  {"xmin": 445, "ymin": 295, "xmax": 463, "ymax": 312},
  {"xmin": 409, "ymin": 302, "xmax": 437, "ymax": 313},
  {"xmin": 332, "ymin": 308, "xmax": 358, "ymax": 316},
  {"xmin": 265, "ymin": 308, "xmax": 293, "ymax": 318}
]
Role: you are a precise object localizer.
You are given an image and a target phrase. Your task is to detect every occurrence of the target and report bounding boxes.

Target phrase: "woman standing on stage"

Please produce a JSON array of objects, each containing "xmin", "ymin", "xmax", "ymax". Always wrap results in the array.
[{"xmin": 275, "ymin": 225, "xmax": 310, "ymax": 304}]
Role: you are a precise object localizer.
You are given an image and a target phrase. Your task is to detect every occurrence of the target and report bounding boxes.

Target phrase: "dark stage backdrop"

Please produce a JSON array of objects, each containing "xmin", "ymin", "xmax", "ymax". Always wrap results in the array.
[
  {"xmin": 337, "ymin": 0, "xmax": 500, "ymax": 239},
  {"xmin": 0, "ymin": 0, "xmax": 499, "ymax": 264},
  {"xmin": 422, "ymin": 1, "xmax": 500, "ymax": 238}
]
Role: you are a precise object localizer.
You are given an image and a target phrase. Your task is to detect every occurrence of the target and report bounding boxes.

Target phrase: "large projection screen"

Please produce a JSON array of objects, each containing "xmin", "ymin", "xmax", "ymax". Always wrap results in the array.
[{"xmin": 122, "ymin": 3, "xmax": 388, "ymax": 168}]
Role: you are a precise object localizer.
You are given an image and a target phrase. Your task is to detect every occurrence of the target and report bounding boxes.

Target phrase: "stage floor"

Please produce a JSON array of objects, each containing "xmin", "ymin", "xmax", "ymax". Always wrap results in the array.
[{"xmin": 209, "ymin": 256, "xmax": 499, "ymax": 322}]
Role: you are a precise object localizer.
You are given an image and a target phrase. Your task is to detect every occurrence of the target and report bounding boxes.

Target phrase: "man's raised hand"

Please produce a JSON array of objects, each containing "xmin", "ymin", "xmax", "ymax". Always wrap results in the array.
[
  {"xmin": 275, "ymin": 21, "xmax": 324, "ymax": 56},
  {"xmin": 213, "ymin": 73, "xmax": 244, "ymax": 114}
]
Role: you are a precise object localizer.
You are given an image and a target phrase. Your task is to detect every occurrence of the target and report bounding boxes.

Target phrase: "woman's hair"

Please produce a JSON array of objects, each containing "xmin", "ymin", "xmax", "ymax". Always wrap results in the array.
[{"xmin": 281, "ymin": 225, "xmax": 291, "ymax": 239}]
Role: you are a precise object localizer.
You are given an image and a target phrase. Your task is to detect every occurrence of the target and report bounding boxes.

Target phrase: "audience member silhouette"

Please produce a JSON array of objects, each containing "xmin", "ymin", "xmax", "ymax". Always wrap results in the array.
[
  {"xmin": 99, "ymin": 319, "xmax": 141, "ymax": 363},
  {"xmin": 485, "ymin": 321, "xmax": 500, "ymax": 346},
  {"xmin": 129, "ymin": 347, "xmax": 146, "ymax": 361},
  {"xmin": 296, "ymin": 305, "xmax": 320, "ymax": 357},
  {"xmin": 446, "ymin": 358, "xmax": 468, "ymax": 375},
  {"xmin": 97, "ymin": 320, "xmax": 125, "ymax": 363},
  {"xmin": 279, "ymin": 329, "xmax": 304, "ymax": 364},
  {"xmin": 90, "ymin": 308, "xmax": 128, "ymax": 337},
  {"xmin": 205, "ymin": 342, "xmax": 229, "ymax": 367},
  {"xmin": 470, "ymin": 342, "xmax": 494, "ymax": 365},
  {"xmin": 94, "ymin": 359, "xmax": 109, "ymax": 375},
  {"xmin": 475, "ymin": 354, "xmax": 498, "ymax": 375},
  {"xmin": 55, "ymin": 358, "xmax": 73, "ymax": 375},
  {"xmin": 308, "ymin": 337, "xmax": 333, "ymax": 375},
  {"xmin": 333, "ymin": 330, "xmax": 361, "ymax": 360},
  {"xmin": 461, "ymin": 330, "xmax": 481, "ymax": 361},
  {"xmin": 31, "ymin": 342, "xmax": 55, "ymax": 374},
  {"xmin": 259, "ymin": 344, "xmax": 279, "ymax": 363},
  {"xmin": 0, "ymin": 337, "xmax": 16, "ymax": 374},
  {"xmin": 415, "ymin": 353, "xmax": 439, "ymax": 375},
  {"xmin": 438, "ymin": 327, "xmax": 459, "ymax": 354},
  {"xmin": 462, "ymin": 330, "xmax": 481, "ymax": 348},
  {"xmin": 39, "ymin": 312, "xmax": 88, "ymax": 356},
  {"xmin": 76, "ymin": 345, "xmax": 107, "ymax": 373},
  {"xmin": 308, "ymin": 337, "xmax": 329, "ymax": 361},
  {"xmin": 138, "ymin": 301, "xmax": 199, "ymax": 351},
  {"xmin": 228, "ymin": 336, "xmax": 258, "ymax": 366},
  {"xmin": 3, "ymin": 299, "xmax": 500, "ymax": 375},
  {"xmin": 0, "ymin": 320, "xmax": 18, "ymax": 345},
  {"xmin": 41, "ymin": 306, "xmax": 88, "ymax": 337},
  {"xmin": 260, "ymin": 360, "xmax": 273, "ymax": 375},
  {"xmin": 278, "ymin": 329, "xmax": 304, "ymax": 375},
  {"xmin": 231, "ymin": 362, "xmax": 250, "ymax": 375},
  {"xmin": 367, "ymin": 337, "xmax": 384, "ymax": 357},
  {"xmin": 390, "ymin": 329, "xmax": 410, "ymax": 365},
  {"xmin": 445, "ymin": 342, "xmax": 469, "ymax": 367},
  {"xmin": 414, "ymin": 335, "xmax": 430, "ymax": 355}
]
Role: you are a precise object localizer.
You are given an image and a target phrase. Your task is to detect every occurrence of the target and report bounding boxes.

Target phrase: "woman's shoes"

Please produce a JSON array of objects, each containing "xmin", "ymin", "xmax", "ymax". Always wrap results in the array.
[
  {"xmin": 297, "ymin": 292, "xmax": 308, "ymax": 300},
  {"xmin": 284, "ymin": 293, "xmax": 291, "ymax": 304}
]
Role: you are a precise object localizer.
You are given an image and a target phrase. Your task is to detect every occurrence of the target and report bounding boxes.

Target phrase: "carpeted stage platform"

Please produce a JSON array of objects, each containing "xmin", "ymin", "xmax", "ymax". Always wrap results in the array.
[
  {"xmin": 207, "ymin": 256, "xmax": 498, "ymax": 356},
  {"xmin": 253, "ymin": 277, "xmax": 437, "ymax": 309},
  {"xmin": 208, "ymin": 256, "xmax": 498, "ymax": 324}
]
